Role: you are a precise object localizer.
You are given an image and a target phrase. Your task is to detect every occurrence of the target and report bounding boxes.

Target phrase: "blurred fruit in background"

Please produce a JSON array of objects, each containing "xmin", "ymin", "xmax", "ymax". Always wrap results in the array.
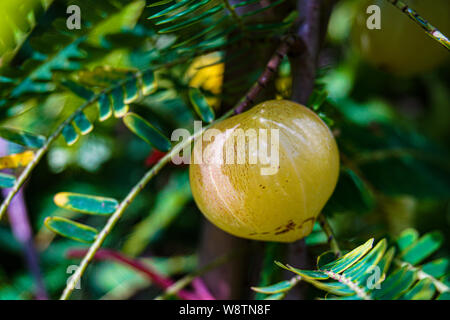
[
  {"xmin": 352, "ymin": 0, "xmax": 450, "ymax": 75},
  {"xmin": 187, "ymin": 53, "xmax": 224, "ymax": 111}
]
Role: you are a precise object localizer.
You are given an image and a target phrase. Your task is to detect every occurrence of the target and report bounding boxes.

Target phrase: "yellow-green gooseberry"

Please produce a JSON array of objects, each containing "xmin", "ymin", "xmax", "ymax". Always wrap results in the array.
[
  {"xmin": 189, "ymin": 100, "xmax": 340, "ymax": 242},
  {"xmin": 352, "ymin": 0, "xmax": 450, "ymax": 75}
]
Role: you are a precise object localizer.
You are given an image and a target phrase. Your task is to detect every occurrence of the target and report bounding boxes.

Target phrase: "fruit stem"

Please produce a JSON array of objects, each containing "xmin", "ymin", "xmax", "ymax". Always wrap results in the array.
[{"xmin": 318, "ymin": 214, "xmax": 341, "ymax": 257}]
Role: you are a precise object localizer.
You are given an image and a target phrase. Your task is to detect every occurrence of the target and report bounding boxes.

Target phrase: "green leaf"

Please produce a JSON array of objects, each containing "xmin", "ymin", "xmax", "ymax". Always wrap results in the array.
[
  {"xmin": 61, "ymin": 80, "xmax": 95, "ymax": 100},
  {"xmin": 0, "ymin": 127, "xmax": 46, "ymax": 148},
  {"xmin": 123, "ymin": 113, "xmax": 171, "ymax": 152},
  {"xmin": 97, "ymin": 93, "xmax": 112, "ymax": 121},
  {"xmin": 400, "ymin": 231, "xmax": 443, "ymax": 265},
  {"xmin": 154, "ymin": 0, "xmax": 212, "ymax": 25},
  {"xmin": 140, "ymin": 70, "xmax": 157, "ymax": 96},
  {"xmin": 0, "ymin": 172, "xmax": 16, "ymax": 188},
  {"xmin": 62, "ymin": 123, "xmax": 79, "ymax": 146},
  {"xmin": 373, "ymin": 267, "xmax": 416, "ymax": 300},
  {"xmin": 124, "ymin": 78, "xmax": 139, "ymax": 104},
  {"xmin": 110, "ymin": 87, "xmax": 129, "ymax": 118},
  {"xmin": 0, "ymin": 151, "xmax": 34, "ymax": 170},
  {"xmin": 305, "ymin": 223, "xmax": 328, "ymax": 246},
  {"xmin": 321, "ymin": 239, "xmax": 374, "ymax": 273},
  {"xmin": 73, "ymin": 112, "xmax": 93, "ymax": 135},
  {"xmin": 343, "ymin": 239, "xmax": 387, "ymax": 285},
  {"xmin": 188, "ymin": 87, "xmax": 215, "ymax": 123},
  {"xmin": 421, "ymin": 258, "xmax": 450, "ymax": 278},
  {"xmin": 399, "ymin": 278, "xmax": 435, "ymax": 300},
  {"xmin": 54, "ymin": 192, "xmax": 118, "ymax": 215},
  {"xmin": 323, "ymin": 168, "xmax": 375, "ymax": 215},
  {"xmin": 308, "ymin": 89, "xmax": 328, "ymax": 110},
  {"xmin": 148, "ymin": 0, "xmax": 173, "ymax": 7},
  {"xmin": 44, "ymin": 217, "xmax": 98, "ymax": 243},
  {"xmin": 274, "ymin": 262, "xmax": 329, "ymax": 280},
  {"xmin": 252, "ymin": 280, "xmax": 296, "ymax": 294},
  {"xmin": 148, "ymin": 0, "xmax": 195, "ymax": 19},
  {"xmin": 263, "ymin": 293, "xmax": 286, "ymax": 300},
  {"xmin": 397, "ymin": 228, "xmax": 419, "ymax": 252},
  {"xmin": 437, "ymin": 292, "xmax": 450, "ymax": 300},
  {"xmin": 158, "ymin": 4, "xmax": 224, "ymax": 33}
]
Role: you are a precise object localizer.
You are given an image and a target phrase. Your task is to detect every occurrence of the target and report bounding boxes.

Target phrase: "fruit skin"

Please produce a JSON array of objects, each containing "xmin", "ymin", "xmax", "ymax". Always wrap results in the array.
[
  {"xmin": 189, "ymin": 100, "xmax": 340, "ymax": 242},
  {"xmin": 352, "ymin": 0, "xmax": 450, "ymax": 75}
]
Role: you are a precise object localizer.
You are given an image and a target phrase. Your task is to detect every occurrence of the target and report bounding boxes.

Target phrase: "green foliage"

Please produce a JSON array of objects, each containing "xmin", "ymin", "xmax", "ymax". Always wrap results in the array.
[
  {"xmin": 188, "ymin": 87, "xmax": 215, "ymax": 123},
  {"xmin": 0, "ymin": 0, "xmax": 448, "ymax": 301},
  {"xmin": 254, "ymin": 229, "xmax": 449, "ymax": 300},
  {"xmin": 44, "ymin": 216, "xmax": 98, "ymax": 243},
  {"xmin": 123, "ymin": 112, "xmax": 172, "ymax": 152},
  {"xmin": 54, "ymin": 192, "xmax": 118, "ymax": 215}
]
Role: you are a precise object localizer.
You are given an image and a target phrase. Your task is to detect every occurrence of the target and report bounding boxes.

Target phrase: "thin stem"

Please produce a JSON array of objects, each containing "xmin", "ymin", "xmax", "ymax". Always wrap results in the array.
[
  {"xmin": 67, "ymin": 249, "xmax": 199, "ymax": 300},
  {"xmin": 60, "ymin": 37, "xmax": 295, "ymax": 300},
  {"xmin": 323, "ymin": 270, "xmax": 372, "ymax": 300},
  {"xmin": 155, "ymin": 249, "xmax": 243, "ymax": 300},
  {"xmin": 385, "ymin": 0, "xmax": 450, "ymax": 51},
  {"xmin": 317, "ymin": 214, "xmax": 341, "ymax": 257}
]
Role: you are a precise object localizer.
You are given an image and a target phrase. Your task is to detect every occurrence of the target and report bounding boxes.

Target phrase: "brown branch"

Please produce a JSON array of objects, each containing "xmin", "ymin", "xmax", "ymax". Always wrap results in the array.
[
  {"xmin": 290, "ymin": 0, "xmax": 337, "ymax": 104},
  {"xmin": 234, "ymin": 35, "xmax": 296, "ymax": 114},
  {"xmin": 67, "ymin": 248, "xmax": 206, "ymax": 300}
]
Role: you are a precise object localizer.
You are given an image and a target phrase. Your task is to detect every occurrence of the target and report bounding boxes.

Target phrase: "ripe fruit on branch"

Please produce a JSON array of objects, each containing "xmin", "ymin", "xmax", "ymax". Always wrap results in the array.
[
  {"xmin": 189, "ymin": 100, "xmax": 340, "ymax": 242},
  {"xmin": 352, "ymin": 0, "xmax": 450, "ymax": 75}
]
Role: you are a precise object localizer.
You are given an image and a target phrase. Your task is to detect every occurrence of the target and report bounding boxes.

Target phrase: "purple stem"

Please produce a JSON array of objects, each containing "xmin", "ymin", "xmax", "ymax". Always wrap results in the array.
[{"xmin": 0, "ymin": 139, "xmax": 48, "ymax": 299}]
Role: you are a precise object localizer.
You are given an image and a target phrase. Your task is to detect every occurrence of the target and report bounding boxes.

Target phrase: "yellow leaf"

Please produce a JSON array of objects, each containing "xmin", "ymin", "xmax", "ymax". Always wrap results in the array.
[{"xmin": 0, "ymin": 150, "xmax": 34, "ymax": 169}]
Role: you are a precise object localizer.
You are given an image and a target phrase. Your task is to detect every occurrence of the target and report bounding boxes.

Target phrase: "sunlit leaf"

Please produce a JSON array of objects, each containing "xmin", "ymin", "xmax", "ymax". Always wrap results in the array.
[
  {"xmin": 44, "ymin": 216, "xmax": 98, "ymax": 243},
  {"xmin": 320, "ymin": 239, "xmax": 374, "ymax": 273},
  {"xmin": 123, "ymin": 113, "xmax": 171, "ymax": 152},
  {"xmin": 140, "ymin": 70, "xmax": 157, "ymax": 95},
  {"xmin": 110, "ymin": 87, "xmax": 129, "ymax": 118},
  {"xmin": 73, "ymin": 112, "xmax": 93, "ymax": 135},
  {"xmin": 54, "ymin": 192, "xmax": 118, "ymax": 215},
  {"xmin": 0, "ymin": 151, "xmax": 34, "ymax": 170},
  {"xmin": 396, "ymin": 228, "xmax": 419, "ymax": 252},
  {"xmin": 252, "ymin": 280, "xmax": 295, "ymax": 294},
  {"xmin": 124, "ymin": 78, "xmax": 139, "ymax": 104},
  {"xmin": 400, "ymin": 231, "xmax": 443, "ymax": 265},
  {"xmin": 62, "ymin": 123, "xmax": 79, "ymax": 146},
  {"xmin": 97, "ymin": 93, "xmax": 112, "ymax": 121},
  {"xmin": 188, "ymin": 87, "xmax": 215, "ymax": 123}
]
